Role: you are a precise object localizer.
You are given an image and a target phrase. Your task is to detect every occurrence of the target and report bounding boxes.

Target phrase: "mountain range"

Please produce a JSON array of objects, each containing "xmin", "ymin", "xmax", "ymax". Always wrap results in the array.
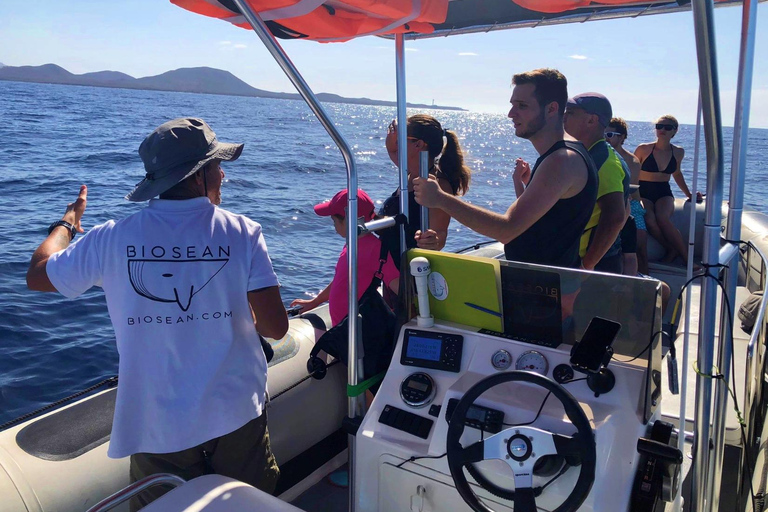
[{"xmin": 0, "ymin": 63, "xmax": 464, "ymax": 111}]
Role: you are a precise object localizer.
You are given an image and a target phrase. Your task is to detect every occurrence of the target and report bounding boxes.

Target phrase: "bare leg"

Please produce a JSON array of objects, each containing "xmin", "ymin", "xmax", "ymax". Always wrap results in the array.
[
  {"xmin": 654, "ymin": 197, "xmax": 688, "ymax": 263},
  {"xmin": 637, "ymin": 230, "xmax": 649, "ymax": 275},
  {"xmin": 642, "ymin": 199, "xmax": 675, "ymax": 261},
  {"xmin": 623, "ymin": 253, "xmax": 638, "ymax": 277}
]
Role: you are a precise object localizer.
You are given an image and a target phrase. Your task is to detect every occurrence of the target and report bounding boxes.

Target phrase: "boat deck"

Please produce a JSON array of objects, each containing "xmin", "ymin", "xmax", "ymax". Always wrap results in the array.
[{"xmin": 290, "ymin": 464, "xmax": 349, "ymax": 511}]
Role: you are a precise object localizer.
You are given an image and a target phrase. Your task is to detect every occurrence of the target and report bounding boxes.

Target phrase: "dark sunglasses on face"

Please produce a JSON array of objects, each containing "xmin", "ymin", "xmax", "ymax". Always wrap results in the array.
[
  {"xmin": 656, "ymin": 123, "xmax": 677, "ymax": 131},
  {"xmin": 605, "ymin": 132, "xmax": 623, "ymax": 138}
]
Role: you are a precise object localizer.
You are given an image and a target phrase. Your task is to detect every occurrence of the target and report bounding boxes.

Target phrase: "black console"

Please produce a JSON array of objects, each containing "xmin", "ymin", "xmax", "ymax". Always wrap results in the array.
[
  {"xmin": 400, "ymin": 329, "xmax": 463, "ymax": 373},
  {"xmin": 445, "ymin": 398, "xmax": 504, "ymax": 434},
  {"xmin": 378, "ymin": 405, "xmax": 434, "ymax": 439}
]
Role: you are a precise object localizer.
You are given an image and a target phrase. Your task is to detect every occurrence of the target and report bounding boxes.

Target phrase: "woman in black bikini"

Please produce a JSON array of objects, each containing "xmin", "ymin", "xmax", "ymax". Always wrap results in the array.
[
  {"xmin": 380, "ymin": 114, "xmax": 471, "ymax": 265},
  {"xmin": 635, "ymin": 114, "xmax": 702, "ymax": 264}
]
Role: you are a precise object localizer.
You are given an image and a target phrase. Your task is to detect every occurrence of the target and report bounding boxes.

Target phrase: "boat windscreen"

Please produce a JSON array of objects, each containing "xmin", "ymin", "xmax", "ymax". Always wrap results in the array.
[
  {"xmin": 496, "ymin": 258, "xmax": 662, "ymax": 364},
  {"xmin": 171, "ymin": 0, "xmax": 750, "ymax": 42}
]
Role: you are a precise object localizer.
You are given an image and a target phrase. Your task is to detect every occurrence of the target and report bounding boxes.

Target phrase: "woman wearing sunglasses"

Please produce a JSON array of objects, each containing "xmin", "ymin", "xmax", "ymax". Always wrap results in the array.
[
  {"xmin": 380, "ymin": 114, "xmax": 472, "ymax": 265},
  {"xmin": 634, "ymin": 115, "xmax": 702, "ymax": 264}
]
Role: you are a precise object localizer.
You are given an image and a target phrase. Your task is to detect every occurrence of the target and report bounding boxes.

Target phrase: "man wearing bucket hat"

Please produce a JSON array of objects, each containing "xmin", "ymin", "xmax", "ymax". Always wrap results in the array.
[{"xmin": 26, "ymin": 118, "xmax": 288, "ymax": 508}]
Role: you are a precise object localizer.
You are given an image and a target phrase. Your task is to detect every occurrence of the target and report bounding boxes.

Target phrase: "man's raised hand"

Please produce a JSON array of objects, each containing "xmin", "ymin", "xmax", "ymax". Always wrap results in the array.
[
  {"xmin": 65, "ymin": 185, "xmax": 88, "ymax": 233},
  {"xmin": 513, "ymin": 158, "xmax": 531, "ymax": 186}
]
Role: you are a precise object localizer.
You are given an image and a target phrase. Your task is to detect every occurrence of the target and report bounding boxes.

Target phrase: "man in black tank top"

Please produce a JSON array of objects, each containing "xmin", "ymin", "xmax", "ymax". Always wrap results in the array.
[{"xmin": 413, "ymin": 68, "xmax": 597, "ymax": 269}]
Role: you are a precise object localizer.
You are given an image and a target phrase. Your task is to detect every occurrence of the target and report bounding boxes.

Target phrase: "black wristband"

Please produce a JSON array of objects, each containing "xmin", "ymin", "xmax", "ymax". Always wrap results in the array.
[{"xmin": 48, "ymin": 220, "xmax": 77, "ymax": 241}]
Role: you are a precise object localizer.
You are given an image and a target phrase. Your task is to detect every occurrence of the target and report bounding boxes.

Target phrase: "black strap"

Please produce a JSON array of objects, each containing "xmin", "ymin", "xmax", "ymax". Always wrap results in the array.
[{"xmin": 373, "ymin": 235, "xmax": 388, "ymax": 283}]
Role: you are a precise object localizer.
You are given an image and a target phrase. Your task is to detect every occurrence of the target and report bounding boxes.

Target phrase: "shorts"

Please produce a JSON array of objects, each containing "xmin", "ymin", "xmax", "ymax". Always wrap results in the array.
[
  {"xmin": 639, "ymin": 180, "xmax": 673, "ymax": 204},
  {"xmin": 595, "ymin": 253, "xmax": 623, "ymax": 275},
  {"xmin": 129, "ymin": 413, "xmax": 279, "ymax": 511},
  {"xmin": 621, "ymin": 216, "xmax": 638, "ymax": 254},
  {"xmin": 630, "ymin": 199, "xmax": 646, "ymax": 231}
]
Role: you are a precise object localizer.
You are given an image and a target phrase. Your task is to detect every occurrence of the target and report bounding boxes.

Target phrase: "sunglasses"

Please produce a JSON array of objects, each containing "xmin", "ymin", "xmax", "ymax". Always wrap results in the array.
[
  {"xmin": 604, "ymin": 132, "xmax": 623, "ymax": 138},
  {"xmin": 655, "ymin": 123, "xmax": 677, "ymax": 131}
]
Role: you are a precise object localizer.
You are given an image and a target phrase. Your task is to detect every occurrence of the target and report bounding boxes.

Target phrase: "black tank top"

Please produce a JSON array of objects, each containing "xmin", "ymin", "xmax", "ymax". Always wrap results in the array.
[
  {"xmin": 503, "ymin": 140, "xmax": 598, "ymax": 269},
  {"xmin": 379, "ymin": 189, "xmax": 421, "ymax": 267}
]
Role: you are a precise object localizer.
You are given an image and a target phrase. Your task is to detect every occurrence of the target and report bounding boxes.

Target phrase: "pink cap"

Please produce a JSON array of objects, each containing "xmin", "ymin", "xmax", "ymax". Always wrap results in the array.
[{"xmin": 314, "ymin": 189, "xmax": 376, "ymax": 221}]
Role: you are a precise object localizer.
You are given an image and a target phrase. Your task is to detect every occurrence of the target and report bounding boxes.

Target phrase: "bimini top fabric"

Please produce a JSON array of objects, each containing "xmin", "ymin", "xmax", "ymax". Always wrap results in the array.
[
  {"xmin": 172, "ymin": 0, "xmax": 449, "ymax": 41},
  {"xmin": 172, "ymin": 0, "xmax": 740, "ymax": 42}
]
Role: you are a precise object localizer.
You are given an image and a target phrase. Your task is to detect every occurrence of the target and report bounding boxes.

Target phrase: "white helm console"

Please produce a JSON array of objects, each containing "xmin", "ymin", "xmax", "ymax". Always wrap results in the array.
[{"xmin": 355, "ymin": 250, "xmax": 675, "ymax": 512}]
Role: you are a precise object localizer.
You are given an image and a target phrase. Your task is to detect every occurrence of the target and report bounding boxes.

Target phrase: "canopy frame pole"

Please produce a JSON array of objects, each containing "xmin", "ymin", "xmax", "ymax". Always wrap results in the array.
[
  {"xmin": 673, "ymin": 92, "xmax": 703, "ymax": 512},
  {"xmin": 709, "ymin": 0, "xmax": 759, "ymax": 507},
  {"xmin": 420, "ymin": 151, "xmax": 430, "ymax": 233},
  {"xmin": 395, "ymin": 34, "xmax": 409, "ymax": 258},
  {"xmin": 228, "ymin": 3, "xmax": 362, "ymax": 511},
  {"xmin": 689, "ymin": 0, "xmax": 727, "ymax": 509}
]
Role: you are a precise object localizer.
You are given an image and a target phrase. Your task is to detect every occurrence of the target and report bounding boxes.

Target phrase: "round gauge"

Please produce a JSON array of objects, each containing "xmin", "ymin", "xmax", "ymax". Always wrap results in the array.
[
  {"xmin": 515, "ymin": 350, "xmax": 548, "ymax": 375},
  {"xmin": 553, "ymin": 363, "xmax": 575, "ymax": 384},
  {"xmin": 400, "ymin": 372, "xmax": 436, "ymax": 408},
  {"xmin": 491, "ymin": 349, "xmax": 512, "ymax": 371}
]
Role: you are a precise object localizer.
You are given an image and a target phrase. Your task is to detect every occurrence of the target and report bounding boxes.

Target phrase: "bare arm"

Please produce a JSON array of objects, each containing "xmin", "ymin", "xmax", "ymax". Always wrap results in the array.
[
  {"xmin": 672, "ymin": 148, "xmax": 704, "ymax": 201},
  {"xmin": 413, "ymin": 150, "xmax": 583, "ymax": 244},
  {"xmin": 633, "ymin": 144, "xmax": 654, "ymax": 175},
  {"xmin": 670, "ymin": 147, "xmax": 695, "ymax": 198},
  {"xmin": 627, "ymin": 155, "xmax": 641, "ymax": 185},
  {"xmin": 634, "ymin": 143, "xmax": 651, "ymax": 162},
  {"xmin": 416, "ymin": 178, "xmax": 453, "ymax": 250},
  {"xmin": 290, "ymin": 282, "xmax": 332, "ymax": 314},
  {"xmin": 249, "ymin": 285, "xmax": 289, "ymax": 339},
  {"xmin": 27, "ymin": 185, "xmax": 88, "ymax": 292},
  {"xmin": 671, "ymin": 171, "xmax": 692, "ymax": 198},
  {"xmin": 513, "ymin": 158, "xmax": 531, "ymax": 198},
  {"xmin": 581, "ymin": 192, "xmax": 626, "ymax": 270}
]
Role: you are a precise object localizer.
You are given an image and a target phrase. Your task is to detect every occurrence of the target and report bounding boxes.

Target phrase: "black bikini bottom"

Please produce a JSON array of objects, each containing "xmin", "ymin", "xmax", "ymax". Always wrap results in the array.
[{"xmin": 639, "ymin": 180, "xmax": 673, "ymax": 204}]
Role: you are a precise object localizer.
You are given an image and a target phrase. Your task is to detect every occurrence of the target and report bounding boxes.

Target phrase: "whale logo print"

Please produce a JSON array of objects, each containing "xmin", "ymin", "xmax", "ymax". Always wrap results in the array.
[{"xmin": 128, "ymin": 259, "xmax": 228, "ymax": 311}]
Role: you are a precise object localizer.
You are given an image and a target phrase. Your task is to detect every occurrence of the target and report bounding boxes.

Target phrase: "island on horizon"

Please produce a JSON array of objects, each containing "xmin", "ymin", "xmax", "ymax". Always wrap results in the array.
[{"xmin": 0, "ymin": 63, "xmax": 466, "ymax": 112}]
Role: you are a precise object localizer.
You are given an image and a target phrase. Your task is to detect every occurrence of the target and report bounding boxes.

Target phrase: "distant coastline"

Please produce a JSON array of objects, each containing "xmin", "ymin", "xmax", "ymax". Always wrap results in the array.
[{"xmin": 0, "ymin": 63, "xmax": 466, "ymax": 111}]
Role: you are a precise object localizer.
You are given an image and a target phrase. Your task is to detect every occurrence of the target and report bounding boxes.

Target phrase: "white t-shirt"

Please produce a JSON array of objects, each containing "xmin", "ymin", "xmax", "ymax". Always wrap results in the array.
[{"xmin": 46, "ymin": 197, "xmax": 279, "ymax": 458}]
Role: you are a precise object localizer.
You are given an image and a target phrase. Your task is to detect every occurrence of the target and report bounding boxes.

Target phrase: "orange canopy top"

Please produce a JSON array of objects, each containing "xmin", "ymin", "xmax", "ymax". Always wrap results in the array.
[{"xmin": 172, "ymin": 0, "xmax": 743, "ymax": 42}]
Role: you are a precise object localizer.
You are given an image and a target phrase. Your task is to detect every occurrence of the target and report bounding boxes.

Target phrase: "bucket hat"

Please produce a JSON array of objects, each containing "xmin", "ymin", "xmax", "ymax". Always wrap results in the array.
[
  {"xmin": 314, "ymin": 189, "xmax": 376, "ymax": 221},
  {"xmin": 126, "ymin": 118, "xmax": 244, "ymax": 201}
]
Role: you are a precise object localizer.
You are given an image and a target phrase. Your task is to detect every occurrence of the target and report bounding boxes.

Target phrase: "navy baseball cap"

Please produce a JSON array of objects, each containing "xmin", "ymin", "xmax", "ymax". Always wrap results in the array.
[{"xmin": 567, "ymin": 93, "xmax": 613, "ymax": 127}]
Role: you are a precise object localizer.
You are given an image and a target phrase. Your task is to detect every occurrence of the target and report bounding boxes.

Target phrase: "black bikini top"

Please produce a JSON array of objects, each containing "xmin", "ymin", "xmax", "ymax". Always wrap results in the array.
[{"xmin": 641, "ymin": 144, "xmax": 677, "ymax": 175}]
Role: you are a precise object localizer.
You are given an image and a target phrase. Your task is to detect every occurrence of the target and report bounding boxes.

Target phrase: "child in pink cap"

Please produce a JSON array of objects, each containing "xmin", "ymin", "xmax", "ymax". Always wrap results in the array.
[{"xmin": 290, "ymin": 189, "xmax": 399, "ymax": 326}]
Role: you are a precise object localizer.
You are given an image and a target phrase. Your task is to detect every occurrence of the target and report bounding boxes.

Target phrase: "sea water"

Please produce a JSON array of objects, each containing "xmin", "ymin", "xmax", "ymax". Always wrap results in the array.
[{"xmin": 1, "ymin": 80, "xmax": 766, "ymax": 424}]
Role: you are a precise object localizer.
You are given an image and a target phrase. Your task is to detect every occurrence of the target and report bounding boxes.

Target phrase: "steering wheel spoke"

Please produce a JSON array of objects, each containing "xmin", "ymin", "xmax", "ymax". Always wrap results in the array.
[
  {"xmin": 553, "ymin": 432, "xmax": 584, "ymax": 460},
  {"xmin": 513, "ymin": 486, "xmax": 538, "ymax": 512},
  {"xmin": 460, "ymin": 440, "xmax": 486, "ymax": 465}
]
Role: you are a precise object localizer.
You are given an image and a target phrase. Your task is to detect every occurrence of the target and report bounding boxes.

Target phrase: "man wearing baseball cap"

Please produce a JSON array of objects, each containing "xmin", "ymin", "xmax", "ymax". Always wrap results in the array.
[
  {"xmin": 564, "ymin": 93, "xmax": 630, "ymax": 273},
  {"xmin": 26, "ymin": 118, "xmax": 288, "ymax": 508}
]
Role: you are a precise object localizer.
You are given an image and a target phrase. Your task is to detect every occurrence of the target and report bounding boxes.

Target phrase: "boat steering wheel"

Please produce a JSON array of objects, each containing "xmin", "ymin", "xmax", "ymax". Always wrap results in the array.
[{"xmin": 446, "ymin": 371, "xmax": 596, "ymax": 512}]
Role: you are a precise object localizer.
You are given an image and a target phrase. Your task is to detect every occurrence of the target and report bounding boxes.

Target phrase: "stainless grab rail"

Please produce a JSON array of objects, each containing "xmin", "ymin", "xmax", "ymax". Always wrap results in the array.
[
  {"xmin": 86, "ymin": 473, "xmax": 186, "ymax": 512},
  {"xmin": 689, "ymin": 0, "xmax": 726, "ymax": 506},
  {"xmin": 419, "ymin": 151, "xmax": 430, "ymax": 234},
  {"xmin": 743, "ymin": 242, "xmax": 768, "ymax": 446},
  {"xmin": 227, "ymin": 3, "xmax": 363, "ymax": 510}
]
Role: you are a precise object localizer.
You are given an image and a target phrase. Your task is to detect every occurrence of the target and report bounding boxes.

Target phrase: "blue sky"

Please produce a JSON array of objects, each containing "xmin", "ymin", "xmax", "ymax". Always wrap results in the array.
[{"xmin": 1, "ymin": 0, "xmax": 765, "ymax": 127}]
